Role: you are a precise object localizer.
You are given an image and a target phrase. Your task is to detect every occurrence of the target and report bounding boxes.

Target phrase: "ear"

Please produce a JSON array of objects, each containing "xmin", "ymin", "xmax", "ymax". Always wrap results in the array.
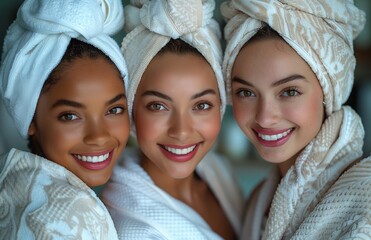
[{"xmin": 28, "ymin": 122, "xmax": 36, "ymax": 136}]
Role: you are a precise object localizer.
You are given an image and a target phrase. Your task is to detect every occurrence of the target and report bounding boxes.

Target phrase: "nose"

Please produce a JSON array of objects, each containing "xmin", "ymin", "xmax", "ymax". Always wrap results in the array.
[
  {"xmin": 83, "ymin": 118, "xmax": 110, "ymax": 146},
  {"xmin": 168, "ymin": 111, "xmax": 193, "ymax": 141},
  {"xmin": 254, "ymin": 98, "xmax": 281, "ymax": 128}
]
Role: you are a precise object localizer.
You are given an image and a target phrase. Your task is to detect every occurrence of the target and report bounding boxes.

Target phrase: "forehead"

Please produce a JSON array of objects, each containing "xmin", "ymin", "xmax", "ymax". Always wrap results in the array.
[
  {"xmin": 232, "ymin": 39, "xmax": 317, "ymax": 84},
  {"xmin": 137, "ymin": 52, "xmax": 218, "ymax": 94},
  {"xmin": 48, "ymin": 57, "xmax": 122, "ymax": 89},
  {"xmin": 37, "ymin": 57, "xmax": 124, "ymax": 109}
]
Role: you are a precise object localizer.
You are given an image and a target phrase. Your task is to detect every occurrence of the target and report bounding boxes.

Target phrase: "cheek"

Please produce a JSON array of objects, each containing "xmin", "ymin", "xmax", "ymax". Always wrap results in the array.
[
  {"xmin": 35, "ymin": 127, "xmax": 73, "ymax": 164},
  {"xmin": 304, "ymin": 95, "xmax": 323, "ymax": 121},
  {"xmin": 134, "ymin": 112, "xmax": 163, "ymax": 142},
  {"xmin": 34, "ymin": 119, "xmax": 69, "ymax": 146},
  {"xmin": 110, "ymin": 117, "xmax": 130, "ymax": 142},
  {"xmin": 232, "ymin": 99, "xmax": 253, "ymax": 129},
  {"xmin": 195, "ymin": 114, "xmax": 221, "ymax": 140},
  {"xmin": 42, "ymin": 128, "xmax": 75, "ymax": 151},
  {"xmin": 285, "ymin": 95, "xmax": 324, "ymax": 134}
]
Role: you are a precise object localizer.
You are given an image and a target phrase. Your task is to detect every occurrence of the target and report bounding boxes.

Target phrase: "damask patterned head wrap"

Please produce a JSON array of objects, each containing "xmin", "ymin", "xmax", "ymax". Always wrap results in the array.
[
  {"xmin": 0, "ymin": 0, "xmax": 127, "ymax": 138},
  {"xmin": 221, "ymin": 0, "xmax": 366, "ymax": 116},
  {"xmin": 123, "ymin": 0, "xmax": 226, "ymax": 133}
]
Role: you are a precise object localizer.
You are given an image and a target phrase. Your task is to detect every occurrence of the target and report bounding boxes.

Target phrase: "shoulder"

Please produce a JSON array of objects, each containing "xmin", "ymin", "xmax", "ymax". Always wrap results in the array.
[
  {"xmin": 294, "ymin": 157, "xmax": 371, "ymax": 239},
  {"xmin": 0, "ymin": 148, "xmax": 83, "ymax": 183},
  {"xmin": 320, "ymin": 156, "xmax": 371, "ymax": 210},
  {"xmin": 114, "ymin": 213, "xmax": 168, "ymax": 240},
  {"xmin": 0, "ymin": 149, "xmax": 117, "ymax": 239},
  {"xmin": 331, "ymin": 156, "xmax": 371, "ymax": 193},
  {"xmin": 26, "ymin": 188, "xmax": 117, "ymax": 239}
]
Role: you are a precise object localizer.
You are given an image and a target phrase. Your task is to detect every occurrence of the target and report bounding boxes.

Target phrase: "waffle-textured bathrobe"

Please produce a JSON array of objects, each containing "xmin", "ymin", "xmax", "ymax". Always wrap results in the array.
[
  {"xmin": 102, "ymin": 149, "xmax": 244, "ymax": 239},
  {"xmin": 241, "ymin": 107, "xmax": 371, "ymax": 240},
  {"xmin": 0, "ymin": 149, "xmax": 118, "ymax": 240}
]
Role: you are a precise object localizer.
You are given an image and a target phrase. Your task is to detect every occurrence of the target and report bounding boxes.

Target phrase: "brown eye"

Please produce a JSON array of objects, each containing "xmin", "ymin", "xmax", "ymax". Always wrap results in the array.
[
  {"xmin": 59, "ymin": 113, "xmax": 79, "ymax": 121},
  {"xmin": 107, "ymin": 106, "xmax": 125, "ymax": 115},
  {"xmin": 236, "ymin": 89, "xmax": 255, "ymax": 98},
  {"xmin": 194, "ymin": 102, "xmax": 212, "ymax": 111},
  {"xmin": 147, "ymin": 103, "xmax": 167, "ymax": 111}
]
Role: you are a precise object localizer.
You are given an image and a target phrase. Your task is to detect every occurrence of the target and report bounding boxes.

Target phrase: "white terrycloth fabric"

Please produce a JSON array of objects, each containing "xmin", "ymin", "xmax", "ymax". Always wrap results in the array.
[
  {"xmin": 0, "ymin": 148, "xmax": 118, "ymax": 240},
  {"xmin": 0, "ymin": 0, "xmax": 128, "ymax": 138},
  {"xmin": 101, "ymin": 148, "xmax": 244, "ymax": 239},
  {"xmin": 221, "ymin": 0, "xmax": 366, "ymax": 116},
  {"xmin": 122, "ymin": 0, "xmax": 226, "ymax": 134}
]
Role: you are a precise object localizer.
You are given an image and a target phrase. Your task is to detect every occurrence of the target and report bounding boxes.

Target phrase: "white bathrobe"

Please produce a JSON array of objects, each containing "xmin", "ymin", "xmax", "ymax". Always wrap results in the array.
[
  {"xmin": 102, "ymin": 148, "xmax": 243, "ymax": 239},
  {"xmin": 0, "ymin": 148, "xmax": 118, "ymax": 240}
]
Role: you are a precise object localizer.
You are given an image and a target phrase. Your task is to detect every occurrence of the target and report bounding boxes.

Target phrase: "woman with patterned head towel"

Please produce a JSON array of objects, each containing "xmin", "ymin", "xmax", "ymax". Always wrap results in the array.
[
  {"xmin": 220, "ymin": 0, "xmax": 371, "ymax": 239},
  {"xmin": 0, "ymin": 0, "xmax": 130, "ymax": 239},
  {"xmin": 101, "ymin": 0, "xmax": 243, "ymax": 239}
]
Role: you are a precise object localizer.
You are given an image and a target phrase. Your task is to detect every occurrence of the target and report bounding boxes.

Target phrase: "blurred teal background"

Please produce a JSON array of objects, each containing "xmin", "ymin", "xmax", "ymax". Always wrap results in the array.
[{"xmin": 1, "ymin": 0, "xmax": 370, "ymax": 197}]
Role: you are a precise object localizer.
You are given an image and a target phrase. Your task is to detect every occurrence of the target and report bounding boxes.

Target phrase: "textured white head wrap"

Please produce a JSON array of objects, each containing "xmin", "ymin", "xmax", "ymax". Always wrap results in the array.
[
  {"xmin": 123, "ymin": 0, "xmax": 226, "ymax": 134},
  {"xmin": 221, "ymin": 0, "xmax": 366, "ymax": 116},
  {"xmin": 0, "ymin": 0, "xmax": 128, "ymax": 138}
]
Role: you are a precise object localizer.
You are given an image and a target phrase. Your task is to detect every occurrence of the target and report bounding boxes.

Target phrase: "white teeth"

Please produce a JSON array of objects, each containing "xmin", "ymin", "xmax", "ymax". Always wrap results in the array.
[
  {"xmin": 258, "ymin": 129, "xmax": 292, "ymax": 141},
  {"xmin": 74, "ymin": 153, "xmax": 109, "ymax": 163},
  {"xmin": 164, "ymin": 145, "xmax": 196, "ymax": 155}
]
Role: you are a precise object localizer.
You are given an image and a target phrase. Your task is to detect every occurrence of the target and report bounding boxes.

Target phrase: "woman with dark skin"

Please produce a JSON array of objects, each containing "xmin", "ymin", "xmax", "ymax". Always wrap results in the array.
[{"xmin": 0, "ymin": 0, "xmax": 129, "ymax": 238}]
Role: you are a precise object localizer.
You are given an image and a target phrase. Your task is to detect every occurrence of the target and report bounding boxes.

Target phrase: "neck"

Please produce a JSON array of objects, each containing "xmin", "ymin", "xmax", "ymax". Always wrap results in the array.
[
  {"xmin": 140, "ymin": 154, "xmax": 202, "ymax": 203},
  {"xmin": 278, "ymin": 153, "xmax": 299, "ymax": 177}
]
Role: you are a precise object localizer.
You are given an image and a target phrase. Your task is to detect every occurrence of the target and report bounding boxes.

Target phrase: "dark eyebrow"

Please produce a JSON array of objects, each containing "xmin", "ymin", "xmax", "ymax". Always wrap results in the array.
[
  {"xmin": 141, "ymin": 91, "xmax": 172, "ymax": 101},
  {"xmin": 232, "ymin": 77, "xmax": 253, "ymax": 87},
  {"xmin": 51, "ymin": 99, "xmax": 84, "ymax": 109},
  {"xmin": 232, "ymin": 74, "xmax": 307, "ymax": 87},
  {"xmin": 141, "ymin": 89, "xmax": 217, "ymax": 101},
  {"xmin": 107, "ymin": 93, "xmax": 127, "ymax": 105},
  {"xmin": 191, "ymin": 89, "xmax": 217, "ymax": 100},
  {"xmin": 271, "ymin": 74, "xmax": 307, "ymax": 87},
  {"xmin": 51, "ymin": 93, "xmax": 126, "ymax": 109}
]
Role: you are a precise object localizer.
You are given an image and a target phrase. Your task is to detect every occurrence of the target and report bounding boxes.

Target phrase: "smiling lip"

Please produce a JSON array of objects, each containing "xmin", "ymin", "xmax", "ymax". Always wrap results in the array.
[
  {"xmin": 73, "ymin": 150, "xmax": 113, "ymax": 170},
  {"xmin": 159, "ymin": 144, "xmax": 199, "ymax": 163},
  {"xmin": 254, "ymin": 128, "xmax": 293, "ymax": 147}
]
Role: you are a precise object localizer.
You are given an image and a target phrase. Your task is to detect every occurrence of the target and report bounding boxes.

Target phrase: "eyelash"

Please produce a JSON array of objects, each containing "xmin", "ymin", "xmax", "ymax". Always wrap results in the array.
[
  {"xmin": 146, "ymin": 101, "xmax": 214, "ymax": 112},
  {"xmin": 106, "ymin": 106, "xmax": 127, "ymax": 115},
  {"xmin": 58, "ymin": 112, "xmax": 79, "ymax": 121},
  {"xmin": 147, "ymin": 102, "xmax": 167, "ymax": 111},
  {"xmin": 235, "ymin": 87, "xmax": 302, "ymax": 98},
  {"xmin": 58, "ymin": 105, "xmax": 126, "ymax": 122},
  {"xmin": 193, "ymin": 101, "xmax": 213, "ymax": 111},
  {"xmin": 281, "ymin": 87, "xmax": 301, "ymax": 97},
  {"xmin": 235, "ymin": 88, "xmax": 255, "ymax": 98}
]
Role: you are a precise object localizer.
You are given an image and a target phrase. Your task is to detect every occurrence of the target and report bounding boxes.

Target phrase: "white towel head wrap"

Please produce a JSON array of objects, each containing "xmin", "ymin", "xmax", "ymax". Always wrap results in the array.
[
  {"xmin": 0, "ymin": 0, "xmax": 128, "ymax": 138},
  {"xmin": 221, "ymin": 0, "xmax": 366, "ymax": 116},
  {"xmin": 123, "ymin": 0, "xmax": 226, "ymax": 134}
]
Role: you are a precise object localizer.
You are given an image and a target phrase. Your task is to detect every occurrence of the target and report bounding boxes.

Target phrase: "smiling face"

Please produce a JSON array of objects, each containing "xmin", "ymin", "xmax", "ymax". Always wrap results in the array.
[
  {"xmin": 231, "ymin": 38, "xmax": 324, "ymax": 175},
  {"xmin": 28, "ymin": 56, "xmax": 130, "ymax": 187},
  {"xmin": 133, "ymin": 52, "xmax": 221, "ymax": 180}
]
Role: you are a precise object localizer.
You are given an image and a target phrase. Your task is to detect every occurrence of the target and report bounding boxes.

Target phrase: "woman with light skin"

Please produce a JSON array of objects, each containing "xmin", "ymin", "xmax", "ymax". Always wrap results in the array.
[
  {"xmin": 0, "ymin": 0, "xmax": 129, "ymax": 238},
  {"xmin": 101, "ymin": 0, "xmax": 243, "ymax": 239},
  {"xmin": 221, "ymin": 0, "xmax": 371, "ymax": 239}
]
